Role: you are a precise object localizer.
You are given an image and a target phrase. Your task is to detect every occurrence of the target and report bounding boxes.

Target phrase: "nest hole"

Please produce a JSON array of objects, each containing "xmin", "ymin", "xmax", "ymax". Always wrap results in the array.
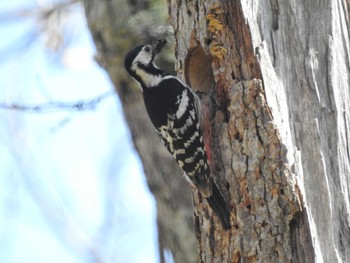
[{"xmin": 185, "ymin": 45, "xmax": 214, "ymax": 94}]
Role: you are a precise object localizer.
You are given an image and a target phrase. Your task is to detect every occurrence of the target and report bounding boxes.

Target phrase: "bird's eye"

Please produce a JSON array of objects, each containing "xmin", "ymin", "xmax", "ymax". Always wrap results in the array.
[{"xmin": 144, "ymin": 46, "xmax": 151, "ymax": 52}]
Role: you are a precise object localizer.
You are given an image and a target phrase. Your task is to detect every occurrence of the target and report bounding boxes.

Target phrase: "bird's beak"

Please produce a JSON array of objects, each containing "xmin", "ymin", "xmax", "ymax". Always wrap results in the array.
[{"xmin": 151, "ymin": 39, "xmax": 167, "ymax": 55}]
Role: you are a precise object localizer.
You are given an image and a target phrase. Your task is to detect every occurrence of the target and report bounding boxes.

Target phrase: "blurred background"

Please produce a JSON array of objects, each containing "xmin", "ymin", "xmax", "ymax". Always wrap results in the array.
[{"xmin": 0, "ymin": 0, "xmax": 172, "ymax": 262}]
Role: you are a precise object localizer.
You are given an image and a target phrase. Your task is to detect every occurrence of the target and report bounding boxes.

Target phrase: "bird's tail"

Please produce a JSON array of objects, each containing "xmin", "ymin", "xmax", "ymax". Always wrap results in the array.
[{"xmin": 206, "ymin": 183, "xmax": 231, "ymax": 230}]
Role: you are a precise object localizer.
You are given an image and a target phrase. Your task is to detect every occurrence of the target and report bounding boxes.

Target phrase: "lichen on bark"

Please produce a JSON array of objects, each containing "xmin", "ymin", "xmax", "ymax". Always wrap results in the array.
[{"xmin": 169, "ymin": 0, "xmax": 307, "ymax": 261}]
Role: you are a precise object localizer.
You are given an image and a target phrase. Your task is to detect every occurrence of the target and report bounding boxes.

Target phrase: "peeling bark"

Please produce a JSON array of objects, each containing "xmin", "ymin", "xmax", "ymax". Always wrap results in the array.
[
  {"xmin": 83, "ymin": 0, "xmax": 350, "ymax": 261},
  {"xmin": 169, "ymin": 0, "xmax": 349, "ymax": 262}
]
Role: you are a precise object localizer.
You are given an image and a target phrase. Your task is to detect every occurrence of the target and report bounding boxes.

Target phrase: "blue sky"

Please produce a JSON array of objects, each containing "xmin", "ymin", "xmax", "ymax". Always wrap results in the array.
[{"xmin": 0, "ymin": 0, "xmax": 158, "ymax": 262}]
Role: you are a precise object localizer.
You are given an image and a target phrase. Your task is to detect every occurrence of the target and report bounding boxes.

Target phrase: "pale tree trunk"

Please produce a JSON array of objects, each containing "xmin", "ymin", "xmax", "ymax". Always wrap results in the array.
[{"xmin": 169, "ymin": 0, "xmax": 350, "ymax": 262}]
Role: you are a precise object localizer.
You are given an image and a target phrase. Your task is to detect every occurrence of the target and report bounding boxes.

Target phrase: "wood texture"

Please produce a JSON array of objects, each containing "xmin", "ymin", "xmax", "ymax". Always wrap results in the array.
[
  {"xmin": 83, "ymin": 0, "xmax": 350, "ymax": 261},
  {"xmin": 169, "ymin": 0, "xmax": 350, "ymax": 261},
  {"xmin": 243, "ymin": 0, "xmax": 350, "ymax": 261}
]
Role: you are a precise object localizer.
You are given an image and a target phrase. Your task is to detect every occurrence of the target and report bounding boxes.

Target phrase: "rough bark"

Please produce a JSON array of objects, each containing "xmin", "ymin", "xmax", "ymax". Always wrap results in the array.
[
  {"xmin": 83, "ymin": 1, "xmax": 197, "ymax": 262},
  {"xmin": 83, "ymin": 0, "xmax": 350, "ymax": 261},
  {"xmin": 249, "ymin": 0, "xmax": 350, "ymax": 261},
  {"xmin": 169, "ymin": 0, "xmax": 350, "ymax": 262}
]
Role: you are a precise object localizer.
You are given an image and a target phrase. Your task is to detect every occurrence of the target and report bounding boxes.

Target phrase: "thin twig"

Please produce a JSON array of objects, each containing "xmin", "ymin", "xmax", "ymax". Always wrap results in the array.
[
  {"xmin": 0, "ymin": 91, "xmax": 116, "ymax": 113},
  {"xmin": 0, "ymin": 0, "xmax": 80, "ymax": 21}
]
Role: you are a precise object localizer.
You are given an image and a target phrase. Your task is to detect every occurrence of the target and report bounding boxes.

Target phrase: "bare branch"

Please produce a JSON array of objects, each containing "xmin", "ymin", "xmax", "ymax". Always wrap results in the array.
[
  {"xmin": 0, "ymin": 0, "xmax": 80, "ymax": 21},
  {"xmin": 0, "ymin": 91, "xmax": 116, "ymax": 113},
  {"xmin": 0, "ymin": 0, "xmax": 81, "ymax": 58}
]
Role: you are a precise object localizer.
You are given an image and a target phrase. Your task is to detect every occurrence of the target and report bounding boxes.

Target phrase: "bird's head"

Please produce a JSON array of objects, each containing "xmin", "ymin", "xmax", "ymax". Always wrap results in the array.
[{"xmin": 124, "ymin": 39, "xmax": 167, "ymax": 86}]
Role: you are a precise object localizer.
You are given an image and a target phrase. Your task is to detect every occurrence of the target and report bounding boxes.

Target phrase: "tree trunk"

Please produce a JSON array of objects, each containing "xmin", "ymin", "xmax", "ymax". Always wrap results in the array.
[
  {"xmin": 83, "ymin": 0, "xmax": 350, "ymax": 261},
  {"xmin": 83, "ymin": 1, "xmax": 197, "ymax": 262},
  {"xmin": 169, "ymin": 0, "xmax": 350, "ymax": 262}
]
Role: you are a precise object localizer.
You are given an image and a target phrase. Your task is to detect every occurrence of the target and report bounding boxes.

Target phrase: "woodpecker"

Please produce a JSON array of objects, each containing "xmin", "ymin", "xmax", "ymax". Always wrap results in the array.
[{"xmin": 124, "ymin": 39, "xmax": 230, "ymax": 229}]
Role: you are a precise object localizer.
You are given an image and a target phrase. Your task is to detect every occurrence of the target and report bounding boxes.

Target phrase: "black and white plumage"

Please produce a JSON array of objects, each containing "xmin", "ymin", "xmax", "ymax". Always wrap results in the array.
[{"xmin": 124, "ymin": 39, "xmax": 230, "ymax": 229}]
